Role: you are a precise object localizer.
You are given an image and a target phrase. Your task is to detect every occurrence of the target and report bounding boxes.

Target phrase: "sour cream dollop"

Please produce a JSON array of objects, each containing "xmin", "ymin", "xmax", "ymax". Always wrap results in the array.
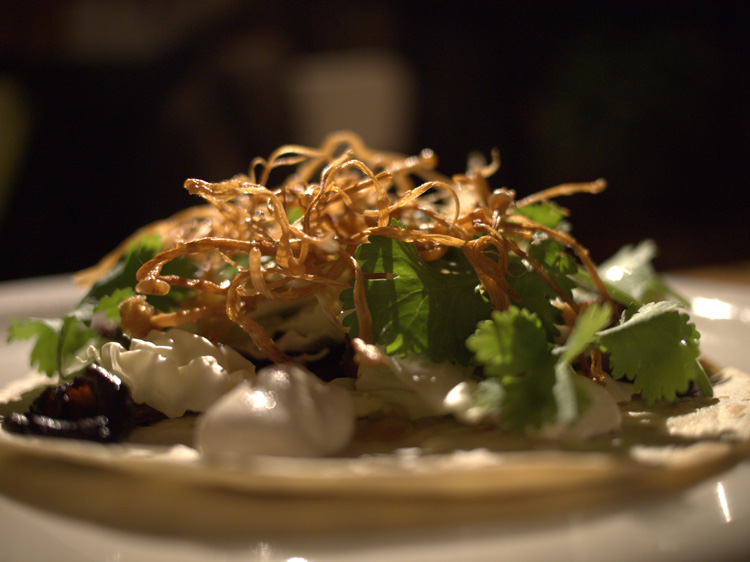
[
  {"xmin": 196, "ymin": 363, "xmax": 355, "ymax": 460},
  {"xmin": 93, "ymin": 329, "xmax": 255, "ymax": 418},
  {"xmin": 534, "ymin": 376, "xmax": 634, "ymax": 440}
]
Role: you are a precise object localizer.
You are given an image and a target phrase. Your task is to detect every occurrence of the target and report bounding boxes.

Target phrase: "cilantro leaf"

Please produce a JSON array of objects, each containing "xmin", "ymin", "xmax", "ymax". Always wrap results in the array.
[
  {"xmin": 8, "ymin": 318, "xmax": 63, "ymax": 376},
  {"xmin": 512, "ymin": 201, "xmax": 567, "ymax": 228},
  {"xmin": 85, "ymin": 234, "xmax": 163, "ymax": 302},
  {"xmin": 287, "ymin": 206, "xmax": 304, "ymax": 224},
  {"xmin": 505, "ymin": 237, "xmax": 576, "ymax": 338},
  {"xmin": 341, "ymin": 236, "xmax": 491, "ymax": 365},
  {"xmin": 472, "ymin": 379, "xmax": 505, "ymax": 417},
  {"xmin": 466, "ymin": 307, "xmax": 561, "ymax": 430},
  {"xmin": 467, "ymin": 307, "xmax": 554, "ymax": 378},
  {"xmin": 556, "ymin": 302, "xmax": 612, "ymax": 364},
  {"xmin": 597, "ymin": 301, "xmax": 711, "ymax": 402},
  {"xmin": 597, "ymin": 240, "xmax": 659, "ymax": 302},
  {"xmin": 571, "ymin": 268, "xmax": 640, "ymax": 311},
  {"xmin": 549, "ymin": 303, "xmax": 611, "ymax": 424},
  {"xmin": 467, "ymin": 304, "xmax": 613, "ymax": 431},
  {"xmin": 216, "ymin": 253, "xmax": 250, "ymax": 284},
  {"xmin": 552, "ymin": 362, "xmax": 586, "ymax": 426},
  {"xmin": 94, "ymin": 287, "xmax": 136, "ymax": 322},
  {"xmin": 57, "ymin": 316, "xmax": 98, "ymax": 376},
  {"xmin": 528, "ymin": 236, "xmax": 578, "ymax": 279},
  {"xmin": 8, "ymin": 316, "xmax": 95, "ymax": 378},
  {"xmin": 594, "ymin": 240, "xmax": 687, "ymax": 306}
]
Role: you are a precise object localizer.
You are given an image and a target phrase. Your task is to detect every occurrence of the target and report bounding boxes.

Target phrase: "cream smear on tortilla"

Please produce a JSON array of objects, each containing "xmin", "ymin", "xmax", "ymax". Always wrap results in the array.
[{"xmin": 85, "ymin": 327, "xmax": 627, "ymax": 460}]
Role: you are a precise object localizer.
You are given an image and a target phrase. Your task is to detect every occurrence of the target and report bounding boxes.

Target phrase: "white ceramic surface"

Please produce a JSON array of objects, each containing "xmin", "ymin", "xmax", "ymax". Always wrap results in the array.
[{"xmin": 0, "ymin": 274, "xmax": 748, "ymax": 562}]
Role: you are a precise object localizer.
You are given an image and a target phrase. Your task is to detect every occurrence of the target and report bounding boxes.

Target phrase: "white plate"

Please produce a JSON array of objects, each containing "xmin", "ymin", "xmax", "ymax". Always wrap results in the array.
[{"xmin": 0, "ymin": 274, "xmax": 749, "ymax": 562}]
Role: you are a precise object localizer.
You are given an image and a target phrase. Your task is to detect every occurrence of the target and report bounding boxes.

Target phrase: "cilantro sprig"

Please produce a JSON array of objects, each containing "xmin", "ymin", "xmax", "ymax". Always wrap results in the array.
[
  {"xmin": 573, "ymin": 240, "xmax": 687, "ymax": 311},
  {"xmin": 7, "ymin": 316, "xmax": 97, "ymax": 379},
  {"xmin": 8, "ymin": 234, "xmax": 197, "ymax": 379},
  {"xmin": 598, "ymin": 301, "xmax": 712, "ymax": 402},
  {"xmin": 465, "ymin": 300, "xmax": 710, "ymax": 430},
  {"xmin": 466, "ymin": 304, "xmax": 610, "ymax": 430}
]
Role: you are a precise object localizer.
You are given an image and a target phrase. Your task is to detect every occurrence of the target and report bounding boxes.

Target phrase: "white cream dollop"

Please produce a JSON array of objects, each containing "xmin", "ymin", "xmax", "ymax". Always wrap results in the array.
[
  {"xmin": 195, "ymin": 363, "xmax": 355, "ymax": 460},
  {"xmin": 93, "ymin": 329, "xmax": 255, "ymax": 418},
  {"xmin": 534, "ymin": 376, "xmax": 634, "ymax": 440}
]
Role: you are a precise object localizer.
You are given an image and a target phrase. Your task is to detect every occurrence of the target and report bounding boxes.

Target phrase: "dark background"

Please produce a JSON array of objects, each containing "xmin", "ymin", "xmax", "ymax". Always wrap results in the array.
[{"xmin": 1, "ymin": 1, "xmax": 747, "ymax": 282}]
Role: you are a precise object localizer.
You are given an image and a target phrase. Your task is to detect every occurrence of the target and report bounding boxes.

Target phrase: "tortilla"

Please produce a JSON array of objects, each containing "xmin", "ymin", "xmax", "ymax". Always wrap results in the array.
[
  {"xmin": 1, "ymin": 368, "xmax": 748, "ymax": 505},
  {"xmin": 0, "ymin": 368, "xmax": 747, "ymax": 537}
]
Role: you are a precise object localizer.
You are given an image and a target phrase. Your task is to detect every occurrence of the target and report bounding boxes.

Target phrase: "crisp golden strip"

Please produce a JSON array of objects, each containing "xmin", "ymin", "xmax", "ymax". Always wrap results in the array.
[
  {"xmin": 516, "ymin": 178, "xmax": 606, "ymax": 208},
  {"xmin": 463, "ymin": 237, "xmax": 517, "ymax": 311},
  {"xmin": 150, "ymin": 304, "xmax": 227, "ymax": 329},
  {"xmin": 225, "ymin": 273, "xmax": 291, "ymax": 363}
]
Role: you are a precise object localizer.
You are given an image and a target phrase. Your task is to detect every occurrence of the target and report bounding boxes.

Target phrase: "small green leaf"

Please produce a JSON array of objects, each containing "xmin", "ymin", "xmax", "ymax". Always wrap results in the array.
[
  {"xmin": 287, "ymin": 206, "xmax": 304, "ymax": 223},
  {"xmin": 556, "ymin": 302, "xmax": 612, "ymax": 364},
  {"xmin": 58, "ymin": 316, "xmax": 97, "ymax": 377},
  {"xmin": 472, "ymin": 379, "xmax": 505, "ymax": 416},
  {"xmin": 467, "ymin": 307, "xmax": 554, "ymax": 378},
  {"xmin": 512, "ymin": 201, "xmax": 567, "ymax": 228},
  {"xmin": 466, "ymin": 307, "xmax": 563, "ymax": 430},
  {"xmin": 217, "ymin": 253, "xmax": 250, "ymax": 283},
  {"xmin": 553, "ymin": 362, "xmax": 583, "ymax": 425},
  {"xmin": 8, "ymin": 318, "xmax": 62, "ymax": 376},
  {"xmin": 549, "ymin": 304, "xmax": 610, "ymax": 425},
  {"xmin": 571, "ymin": 268, "xmax": 640, "ymax": 311},
  {"xmin": 86, "ymin": 234, "xmax": 163, "ymax": 301},
  {"xmin": 8, "ymin": 316, "xmax": 96, "ymax": 378},
  {"xmin": 598, "ymin": 301, "xmax": 710, "ymax": 402},
  {"xmin": 94, "ymin": 287, "xmax": 136, "ymax": 322},
  {"xmin": 597, "ymin": 240, "xmax": 686, "ymax": 306}
]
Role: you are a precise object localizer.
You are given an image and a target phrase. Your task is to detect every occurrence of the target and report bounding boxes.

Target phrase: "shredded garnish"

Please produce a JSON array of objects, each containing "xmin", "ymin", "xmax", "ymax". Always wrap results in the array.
[{"xmin": 78, "ymin": 131, "xmax": 612, "ymax": 362}]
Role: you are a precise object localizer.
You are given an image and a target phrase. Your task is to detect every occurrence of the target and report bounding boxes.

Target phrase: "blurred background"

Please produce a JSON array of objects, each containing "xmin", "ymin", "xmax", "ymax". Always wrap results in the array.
[{"xmin": 0, "ymin": 1, "xmax": 747, "ymax": 282}]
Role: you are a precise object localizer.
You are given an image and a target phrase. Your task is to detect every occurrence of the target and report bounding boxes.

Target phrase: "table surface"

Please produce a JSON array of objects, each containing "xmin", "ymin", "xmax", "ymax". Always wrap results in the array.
[{"xmin": 672, "ymin": 261, "xmax": 750, "ymax": 286}]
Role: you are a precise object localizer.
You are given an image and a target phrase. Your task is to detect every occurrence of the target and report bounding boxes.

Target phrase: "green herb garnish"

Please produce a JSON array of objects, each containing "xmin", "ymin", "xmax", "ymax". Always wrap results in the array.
[{"xmin": 7, "ymin": 234, "xmax": 196, "ymax": 379}]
